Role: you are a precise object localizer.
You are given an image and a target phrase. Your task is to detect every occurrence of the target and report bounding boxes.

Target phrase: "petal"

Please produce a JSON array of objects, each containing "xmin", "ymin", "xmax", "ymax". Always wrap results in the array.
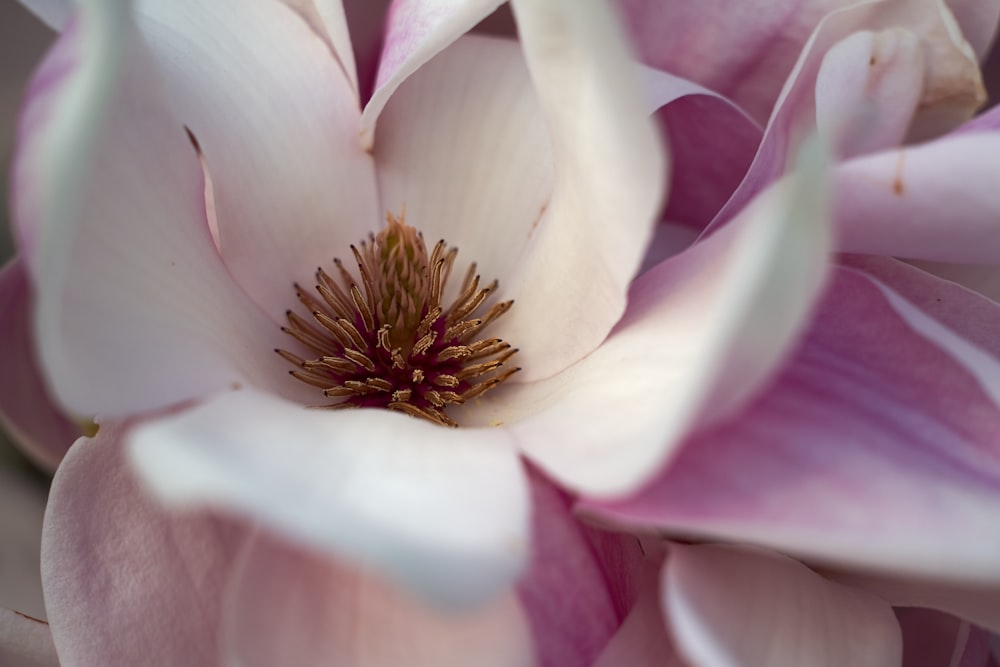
[
  {"xmin": 12, "ymin": 2, "xmax": 307, "ymax": 417},
  {"xmin": 835, "ymin": 133, "xmax": 1000, "ymax": 262},
  {"xmin": 0, "ymin": 608, "xmax": 57, "ymax": 667},
  {"xmin": 42, "ymin": 421, "xmax": 245, "ymax": 665},
  {"xmin": 372, "ymin": 34, "xmax": 551, "ymax": 316},
  {"xmin": 130, "ymin": 0, "xmax": 379, "ymax": 322},
  {"xmin": 585, "ymin": 267, "xmax": 1000, "ymax": 586},
  {"xmin": 0, "ymin": 257, "xmax": 77, "ymax": 470},
  {"xmin": 496, "ymin": 139, "xmax": 829, "ymax": 496},
  {"xmin": 517, "ymin": 470, "xmax": 643, "ymax": 667},
  {"xmin": 843, "ymin": 256, "xmax": 1000, "ymax": 411},
  {"xmin": 128, "ymin": 388, "xmax": 529, "ymax": 608},
  {"xmin": 223, "ymin": 531, "xmax": 534, "ymax": 667},
  {"xmin": 616, "ymin": 0, "xmax": 847, "ymax": 124},
  {"xmin": 0, "ymin": 466, "xmax": 46, "ymax": 620},
  {"xmin": 815, "ymin": 28, "xmax": 924, "ymax": 159},
  {"xmin": 592, "ymin": 559, "xmax": 687, "ymax": 667},
  {"xmin": 360, "ymin": 0, "xmax": 505, "ymax": 147},
  {"xmin": 664, "ymin": 544, "xmax": 901, "ymax": 667},
  {"xmin": 641, "ymin": 66, "xmax": 762, "ymax": 229},
  {"xmin": 491, "ymin": 0, "xmax": 665, "ymax": 381},
  {"xmin": 945, "ymin": 0, "xmax": 1000, "ymax": 60},
  {"xmin": 711, "ymin": 0, "xmax": 984, "ymax": 232},
  {"xmin": 281, "ymin": 0, "xmax": 362, "ymax": 98}
]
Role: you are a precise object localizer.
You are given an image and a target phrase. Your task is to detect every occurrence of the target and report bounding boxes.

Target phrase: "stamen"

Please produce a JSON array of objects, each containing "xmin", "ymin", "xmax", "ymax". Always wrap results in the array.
[{"xmin": 277, "ymin": 211, "xmax": 518, "ymax": 427}]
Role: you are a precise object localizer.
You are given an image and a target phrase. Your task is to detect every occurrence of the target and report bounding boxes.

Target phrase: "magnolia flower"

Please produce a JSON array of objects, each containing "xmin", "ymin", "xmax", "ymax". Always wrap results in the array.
[{"xmin": 0, "ymin": 0, "xmax": 834, "ymax": 664}]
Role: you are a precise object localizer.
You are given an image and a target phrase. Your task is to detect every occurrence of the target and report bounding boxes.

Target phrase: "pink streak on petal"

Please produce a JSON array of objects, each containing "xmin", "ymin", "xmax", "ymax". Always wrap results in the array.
[
  {"xmin": 0, "ymin": 258, "xmax": 77, "ymax": 471},
  {"xmin": 41, "ymin": 421, "xmax": 246, "ymax": 666},
  {"xmin": 517, "ymin": 469, "xmax": 644, "ymax": 667},
  {"xmin": 584, "ymin": 267, "xmax": 1000, "ymax": 584},
  {"xmin": 223, "ymin": 531, "xmax": 535, "ymax": 667},
  {"xmin": 592, "ymin": 559, "xmax": 686, "ymax": 667},
  {"xmin": 361, "ymin": 0, "xmax": 504, "ymax": 148}
]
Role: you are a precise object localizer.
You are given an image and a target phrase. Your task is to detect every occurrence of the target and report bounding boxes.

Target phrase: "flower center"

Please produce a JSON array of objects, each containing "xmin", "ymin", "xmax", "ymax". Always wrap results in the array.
[{"xmin": 277, "ymin": 212, "xmax": 519, "ymax": 427}]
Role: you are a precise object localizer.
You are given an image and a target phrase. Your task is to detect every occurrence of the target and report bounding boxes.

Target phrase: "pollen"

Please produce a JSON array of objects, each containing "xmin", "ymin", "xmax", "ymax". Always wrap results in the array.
[{"xmin": 277, "ymin": 212, "xmax": 520, "ymax": 427}]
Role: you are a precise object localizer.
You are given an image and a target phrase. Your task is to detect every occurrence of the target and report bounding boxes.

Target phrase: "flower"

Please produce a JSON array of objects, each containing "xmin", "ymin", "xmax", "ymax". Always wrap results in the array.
[{"xmin": 1, "ymin": 0, "xmax": 836, "ymax": 663}]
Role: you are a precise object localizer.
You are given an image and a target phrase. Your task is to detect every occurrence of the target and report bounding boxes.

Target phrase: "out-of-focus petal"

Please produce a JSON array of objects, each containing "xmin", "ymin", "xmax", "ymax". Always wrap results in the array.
[
  {"xmin": 128, "ymin": 388, "xmax": 529, "ymax": 609},
  {"xmin": 592, "ymin": 560, "xmax": 687, "ymax": 667},
  {"xmin": 517, "ymin": 470, "xmax": 643, "ymax": 667},
  {"xmin": 0, "ymin": 258, "xmax": 77, "ymax": 471},
  {"xmin": 496, "ymin": 140, "xmax": 829, "ymax": 496},
  {"xmin": 485, "ymin": 0, "xmax": 664, "ymax": 382},
  {"xmin": 640, "ymin": 66, "xmax": 761, "ymax": 229},
  {"xmin": 712, "ymin": 0, "xmax": 984, "ymax": 232},
  {"xmin": 360, "ymin": 0, "xmax": 504, "ymax": 147},
  {"xmin": 12, "ymin": 1, "xmax": 309, "ymax": 417},
  {"xmin": 835, "ymin": 133, "xmax": 1000, "ymax": 262},
  {"xmin": 0, "ymin": 467, "xmax": 46, "ymax": 620},
  {"xmin": 815, "ymin": 28, "xmax": 924, "ymax": 159},
  {"xmin": 0, "ymin": 609, "xmax": 58, "ymax": 667},
  {"xmin": 664, "ymin": 544, "xmax": 901, "ymax": 667},
  {"xmin": 897, "ymin": 608, "xmax": 974, "ymax": 667},
  {"xmin": 223, "ymin": 531, "xmax": 534, "ymax": 667},
  {"xmin": 42, "ymin": 422, "xmax": 245, "ymax": 666},
  {"xmin": 131, "ymin": 0, "xmax": 379, "ymax": 322},
  {"xmin": 945, "ymin": 0, "xmax": 1000, "ymax": 59},
  {"xmin": 584, "ymin": 267, "xmax": 1000, "ymax": 586},
  {"xmin": 372, "ymin": 34, "xmax": 551, "ymax": 320}
]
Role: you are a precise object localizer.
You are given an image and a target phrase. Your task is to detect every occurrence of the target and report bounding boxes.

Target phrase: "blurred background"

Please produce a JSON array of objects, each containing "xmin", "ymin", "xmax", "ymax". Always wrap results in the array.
[{"xmin": 1, "ymin": 2, "xmax": 53, "ymax": 475}]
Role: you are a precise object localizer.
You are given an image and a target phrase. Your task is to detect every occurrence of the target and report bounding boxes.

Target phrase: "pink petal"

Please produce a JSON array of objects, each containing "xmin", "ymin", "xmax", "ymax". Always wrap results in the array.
[
  {"xmin": 835, "ymin": 133, "xmax": 1000, "ymax": 262},
  {"xmin": 641, "ymin": 66, "xmax": 762, "ymax": 229},
  {"xmin": 616, "ymin": 0, "xmax": 850, "ymax": 124},
  {"xmin": 371, "ymin": 34, "xmax": 551, "ymax": 328},
  {"xmin": 0, "ymin": 258, "xmax": 77, "ymax": 470},
  {"xmin": 501, "ymin": 141, "xmax": 829, "ymax": 496},
  {"xmin": 711, "ymin": 0, "xmax": 984, "ymax": 232},
  {"xmin": 223, "ymin": 531, "xmax": 534, "ymax": 667},
  {"xmin": 128, "ymin": 388, "xmax": 529, "ymax": 608},
  {"xmin": 843, "ymin": 256, "xmax": 1000, "ymax": 411},
  {"xmin": 12, "ymin": 2, "xmax": 307, "ymax": 417},
  {"xmin": 592, "ymin": 560, "xmax": 687, "ymax": 667},
  {"xmin": 360, "ymin": 0, "xmax": 505, "ymax": 147},
  {"xmin": 281, "ymin": 0, "xmax": 362, "ymax": 98},
  {"xmin": 517, "ymin": 469, "xmax": 644, "ymax": 667},
  {"xmin": 41, "ymin": 421, "xmax": 245, "ymax": 665},
  {"xmin": 945, "ymin": 0, "xmax": 1000, "ymax": 60},
  {"xmin": 489, "ymin": 0, "xmax": 665, "ymax": 381},
  {"xmin": 0, "ymin": 608, "xmax": 57, "ymax": 667},
  {"xmin": 130, "ymin": 0, "xmax": 380, "ymax": 322},
  {"xmin": 664, "ymin": 544, "xmax": 901, "ymax": 667},
  {"xmin": 584, "ymin": 266, "xmax": 1000, "ymax": 585},
  {"xmin": 896, "ymin": 608, "xmax": 995, "ymax": 667},
  {"xmin": 0, "ymin": 466, "xmax": 47, "ymax": 620}
]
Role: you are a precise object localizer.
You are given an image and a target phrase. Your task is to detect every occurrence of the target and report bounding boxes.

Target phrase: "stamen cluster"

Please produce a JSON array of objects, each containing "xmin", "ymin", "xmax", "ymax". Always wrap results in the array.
[{"xmin": 278, "ymin": 213, "xmax": 519, "ymax": 427}]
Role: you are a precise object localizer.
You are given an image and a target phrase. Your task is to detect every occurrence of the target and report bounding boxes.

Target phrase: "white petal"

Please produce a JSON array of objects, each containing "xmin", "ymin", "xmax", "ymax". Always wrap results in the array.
[
  {"xmin": 494, "ymin": 139, "xmax": 829, "ymax": 496},
  {"xmin": 128, "ymin": 388, "xmax": 529, "ymax": 608},
  {"xmin": 664, "ymin": 544, "xmax": 902, "ymax": 667},
  {"xmin": 502, "ymin": 0, "xmax": 667, "ymax": 381}
]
